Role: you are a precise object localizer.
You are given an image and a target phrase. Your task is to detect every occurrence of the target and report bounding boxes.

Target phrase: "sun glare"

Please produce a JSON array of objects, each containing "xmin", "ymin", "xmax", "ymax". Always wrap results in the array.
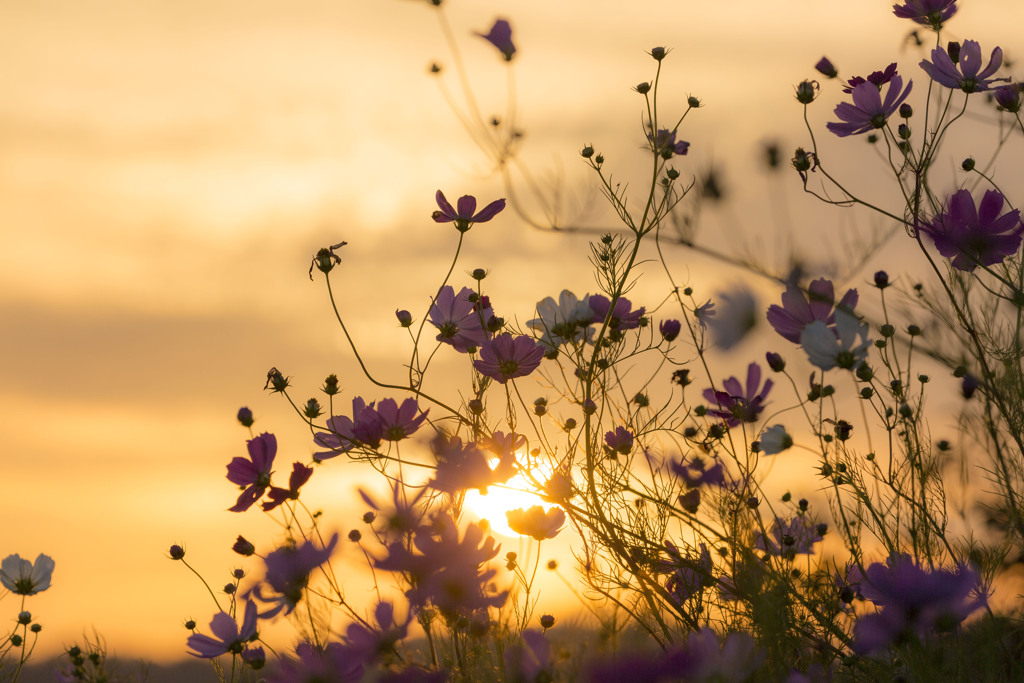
[{"xmin": 464, "ymin": 458, "xmax": 558, "ymax": 538}]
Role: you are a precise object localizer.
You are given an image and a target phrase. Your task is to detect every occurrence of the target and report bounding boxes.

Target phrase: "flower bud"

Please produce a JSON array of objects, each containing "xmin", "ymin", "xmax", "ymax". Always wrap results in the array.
[
  {"xmin": 899, "ymin": 103, "xmax": 913, "ymax": 118},
  {"xmin": 17, "ymin": 611, "xmax": 31, "ymax": 625},
  {"xmin": 534, "ymin": 397, "xmax": 547, "ymax": 416},
  {"xmin": 687, "ymin": 96, "xmax": 701, "ymax": 108},
  {"xmin": 650, "ymin": 46, "xmax": 666, "ymax": 61},
  {"xmin": 898, "ymin": 123, "xmax": 911, "ymax": 140},
  {"xmin": 540, "ymin": 614, "xmax": 556, "ymax": 628},
  {"xmin": 580, "ymin": 146, "xmax": 594, "ymax": 158},
  {"xmin": 468, "ymin": 398, "xmax": 484, "ymax": 415},
  {"xmin": 547, "ymin": 560, "xmax": 558, "ymax": 570},
  {"xmin": 266, "ymin": 368, "xmax": 289, "ymax": 393},
  {"xmin": 232, "ymin": 568, "xmax": 245, "ymax": 579},
  {"xmin": 766, "ymin": 352, "xmax": 786, "ymax": 372},
  {"xmin": 582, "ymin": 398, "xmax": 596, "ymax": 415},
  {"xmin": 814, "ymin": 56, "xmax": 837, "ymax": 78},
  {"xmin": 634, "ymin": 82, "xmax": 651, "ymax": 94},
  {"xmin": 30, "ymin": 624, "xmax": 41, "ymax": 633},
  {"xmin": 395, "ymin": 309, "xmax": 413, "ymax": 327},
  {"xmin": 947, "ymin": 41, "xmax": 961, "ymax": 64},
  {"xmin": 564, "ymin": 418, "xmax": 577, "ymax": 431},
  {"xmin": 236, "ymin": 407, "xmax": 254, "ymax": 427},
  {"xmin": 795, "ymin": 80, "xmax": 818, "ymax": 104},
  {"xmin": 232, "ymin": 536, "xmax": 256, "ymax": 556},
  {"xmin": 169, "ymin": 544, "xmax": 185, "ymax": 560},
  {"xmin": 791, "ymin": 147, "xmax": 812, "ymax": 173},
  {"xmin": 874, "ymin": 271, "xmax": 890, "ymax": 288},
  {"xmin": 303, "ymin": 398, "xmax": 323, "ymax": 419},
  {"xmin": 660, "ymin": 319, "xmax": 681, "ymax": 341},
  {"xmin": 223, "ymin": 583, "xmax": 236, "ymax": 595},
  {"xmin": 322, "ymin": 374, "xmax": 340, "ymax": 395},
  {"xmin": 470, "ymin": 268, "xmax": 488, "ymax": 281},
  {"xmin": 962, "ymin": 157, "xmax": 975, "ymax": 171},
  {"xmin": 348, "ymin": 529, "xmax": 361, "ymax": 542}
]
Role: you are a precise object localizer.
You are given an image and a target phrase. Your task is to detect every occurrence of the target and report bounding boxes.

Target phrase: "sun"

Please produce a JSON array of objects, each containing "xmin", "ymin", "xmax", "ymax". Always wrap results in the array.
[{"xmin": 464, "ymin": 460, "xmax": 557, "ymax": 537}]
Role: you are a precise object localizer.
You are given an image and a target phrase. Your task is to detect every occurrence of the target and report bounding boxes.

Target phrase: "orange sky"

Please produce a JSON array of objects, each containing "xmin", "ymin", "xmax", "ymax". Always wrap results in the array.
[{"xmin": 3, "ymin": 0, "xmax": 1023, "ymax": 662}]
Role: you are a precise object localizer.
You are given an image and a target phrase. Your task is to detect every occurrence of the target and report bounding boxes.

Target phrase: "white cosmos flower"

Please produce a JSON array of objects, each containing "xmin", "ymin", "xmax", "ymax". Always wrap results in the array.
[
  {"xmin": 1, "ymin": 553, "xmax": 55, "ymax": 595},
  {"xmin": 759, "ymin": 425, "xmax": 793, "ymax": 455},
  {"xmin": 800, "ymin": 310, "xmax": 871, "ymax": 371},
  {"xmin": 527, "ymin": 290, "xmax": 593, "ymax": 351}
]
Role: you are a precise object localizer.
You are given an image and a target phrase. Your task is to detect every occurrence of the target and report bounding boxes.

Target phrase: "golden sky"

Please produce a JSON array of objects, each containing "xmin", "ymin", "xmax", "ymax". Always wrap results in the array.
[{"xmin": 3, "ymin": 0, "xmax": 1023, "ymax": 661}]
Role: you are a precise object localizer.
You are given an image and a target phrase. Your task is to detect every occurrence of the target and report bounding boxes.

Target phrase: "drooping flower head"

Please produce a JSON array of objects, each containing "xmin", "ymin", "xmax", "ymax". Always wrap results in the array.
[
  {"xmin": 893, "ymin": 0, "xmax": 958, "ymax": 30},
  {"xmin": 758, "ymin": 425, "xmax": 793, "ymax": 455},
  {"xmin": 827, "ymin": 75, "xmax": 913, "ymax": 137},
  {"xmin": 477, "ymin": 19, "xmax": 515, "ymax": 61},
  {"xmin": 842, "ymin": 63, "xmax": 898, "ymax": 94},
  {"xmin": 187, "ymin": 599, "xmax": 259, "ymax": 658},
  {"xmin": 766, "ymin": 277, "xmax": 859, "ymax": 345},
  {"xmin": 853, "ymin": 554, "xmax": 986, "ymax": 653},
  {"xmin": 429, "ymin": 285, "xmax": 487, "ymax": 353},
  {"xmin": 432, "ymin": 190, "xmax": 506, "ymax": 232},
  {"xmin": 474, "ymin": 333, "xmax": 545, "ymax": 383},
  {"xmin": 918, "ymin": 188, "xmax": 1023, "ymax": 270},
  {"xmin": 921, "ymin": 40, "xmax": 1005, "ymax": 93},
  {"xmin": 0, "ymin": 553, "xmax": 54, "ymax": 595},
  {"xmin": 506, "ymin": 505, "xmax": 566, "ymax": 541},
  {"xmin": 702, "ymin": 363, "xmax": 773, "ymax": 427},
  {"xmin": 994, "ymin": 83, "xmax": 1023, "ymax": 112},
  {"xmin": 226, "ymin": 432, "xmax": 277, "ymax": 512}
]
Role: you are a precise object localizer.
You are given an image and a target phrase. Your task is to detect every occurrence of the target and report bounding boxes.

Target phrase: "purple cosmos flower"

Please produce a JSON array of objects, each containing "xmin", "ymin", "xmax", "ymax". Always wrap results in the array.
[
  {"xmin": 262, "ymin": 462, "xmax": 314, "ymax": 512},
  {"xmin": 312, "ymin": 398, "xmax": 373, "ymax": 460},
  {"xmin": 918, "ymin": 189, "xmax": 1023, "ymax": 270},
  {"xmin": 670, "ymin": 628, "xmax": 765, "ymax": 682},
  {"xmin": 921, "ymin": 39, "xmax": 1004, "ymax": 93},
  {"xmin": 505, "ymin": 505, "xmax": 566, "ymax": 541},
  {"xmin": 589, "ymin": 295, "xmax": 645, "ymax": 330},
  {"xmin": 766, "ymin": 278, "xmax": 859, "ymax": 344},
  {"xmin": 428, "ymin": 434, "xmax": 497, "ymax": 494},
  {"xmin": 702, "ymin": 363, "xmax": 773, "ymax": 427},
  {"xmin": 603, "ymin": 426, "xmax": 634, "ymax": 456},
  {"xmin": 0, "ymin": 553, "xmax": 54, "ymax": 595},
  {"xmin": 755, "ymin": 517, "xmax": 823, "ymax": 557},
  {"xmin": 271, "ymin": 642, "xmax": 364, "ymax": 683},
  {"xmin": 477, "ymin": 19, "xmax": 515, "ymax": 61},
  {"xmin": 994, "ymin": 83, "xmax": 1023, "ymax": 112},
  {"xmin": 251, "ymin": 534, "xmax": 339, "ymax": 619},
  {"xmin": 827, "ymin": 75, "xmax": 912, "ymax": 137},
  {"xmin": 474, "ymin": 333, "xmax": 545, "ymax": 383},
  {"xmin": 893, "ymin": 0, "xmax": 958, "ymax": 29},
  {"xmin": 853, "ymin": 555, "xmax": 986, "ymax": 653},
  {"xmin": 429, "ymin": 285, "xmax": 487, "ymax": 353},
  {"xmin": 226, "ymin": 432, "xmax": 277, "ymax": 512},
  {"xmin": 647, "ymin": 128, "xmax": 690, "ymax": 158},
  {"xmin": 432, "ymin": 190, "xmax": 506, "ymax": 232},
  {"xmin": 672, "ymin": 456, "xmax": 726, "ymax": 489},
  {"xmin": 187, "ymin": 599, "xmax": 258, "ymax": 658},
  {"xmin": 842, "ymin": 63, "xmax": 898, "ymax": 94},
  {"xmin": 657, "ymin": 542, "xmax": 712, "ymax": 605},
  {"xmin": 345, "ymin": 601, "xmax": 409, "ymax": 665},
  {"xmin": 373, "ymin": 398, "xmax": 428, "ymax": 441},
  {"xmin": 361, "ymin": 482, "xmax": 427, "ymax": 538},
  {"xmin": 505, "ymin": 630, "xmax": 551, "ymax": 683}
]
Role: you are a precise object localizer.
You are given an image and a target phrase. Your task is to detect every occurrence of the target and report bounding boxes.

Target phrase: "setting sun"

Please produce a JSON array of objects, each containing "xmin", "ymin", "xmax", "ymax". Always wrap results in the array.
[{"xmin": 464, "ymin": 459, "xmax": 559, "ymax": 538}]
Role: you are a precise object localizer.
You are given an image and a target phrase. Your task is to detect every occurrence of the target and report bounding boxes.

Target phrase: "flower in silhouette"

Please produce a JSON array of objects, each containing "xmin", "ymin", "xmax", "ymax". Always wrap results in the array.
[
  {"xmin": 918, "ymin": 189, "xmax": 1023, "ymax": 270},
  {"xmin": 262, "ymin": 462, "xmax": 314, "ymax": 512},
  {"xmin": 252, "ymin": 534, "xmax": 339, "ymax": 619},
  {"xmin": 603, "ymin": 426, "xmax": 634, "ymax": 456},
  {"xmin": 345, "ymin": 601, "xmax": 410, "ymax": 665},
  {"xmin": 373, "ymin": 398, "xmax": 428, "ymax": 441},
  {"xmin": 766, "ymin": 278, "xmax": 859, "ymax": 344},
  {"xmin": 656, "ymin": 542, "xmax": 712, "ymax": 605},
  {"xmin": 432, "ymin": 190, "xmax": 506, "ymax": 232},
  {"xmin": 226, "ymin": 433, "xmax": 277, "ymax": 512},
  {"xmin": 842, "ymin": 63, "xmax": 897, "ymax": 94},
  {"xmin": 187, "ymin": 599, "xmax": 258, "ymax": 658},
  {"xmin": 313, "ymin": 397, "xmax": 375, "ymax": 460},
  {"xmin": 0, "ymin": 554, "xmax": 54, "ymax": 595},
  {"xmin": 271, "ymin": 642, "xmax": 363, "ymax": 683},
  {"xmin": 474, "ymin": 333, "xmax": 545, "ymax": 383},
  {"xmin": 647, "ymin": 128, "xmax": 690, "ymax": 157},
  {"xmin": 921, "ymin": 40, "xmax": 1004, "ymax": 93},
  {"xmin": 893, "ymin": 0, "xmax": 958, "ymax": 28},
  {"xmin": 506, "ymin": 506, "xmax": 566, "ymax": 541},
  {"xmin": 589, "ymin": 295, "xmax": 645, "ymax": 330},
  {"xmin": 827, "ymin": 75, "xmax": 912, "ymax": 137},
  {"xmin": 853, "ymin": 554, "xmax": 985, "ymax": 653},
  {"xmin": 755, "ymin": 517, "xmax": 823, "ymax": 557},
  {"xmin": 429, "ymin": 434, "xmax": 498, "ymax": 494},
  {"xmin": 702, "ymin": 363, "xmax": 773, "ymax": 427},
  {"xmin": 477, "ymin": 19, "xmax": 515, "ymax": 61}
]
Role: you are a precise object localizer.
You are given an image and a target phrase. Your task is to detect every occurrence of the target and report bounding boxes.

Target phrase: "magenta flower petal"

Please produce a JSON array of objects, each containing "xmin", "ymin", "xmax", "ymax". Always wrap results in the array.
[{"xmin": 477, "ymin": 19, "xmax": 515, "ymax": 61}]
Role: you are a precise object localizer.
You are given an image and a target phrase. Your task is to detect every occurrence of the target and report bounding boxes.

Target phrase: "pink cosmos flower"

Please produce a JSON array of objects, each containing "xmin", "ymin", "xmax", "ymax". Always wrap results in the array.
[
  {"xmin": 226, "ymin": 432, "xmax": 277, "ymax": 512},
  {"xmin": 313, "ymin": 398, "xmax": 372, "ymax": 460},
  {"xmin": 603, "ymin": 426, "xmax": 634, "ymax": 456},
  {"xmin": 589, "ymin": 295, "xmax": 645, "ymax": 330},
  {"xmin": 0, "ymin": 553, "xmax": 54, "ymax": 595},
  {"xmin": 702, "ymin": 363, "xmax": 773, "ymax": 427},
  {"xmin": 842, "ymin": 63, "xmax": 897, "ymax": 94},
  {"xmin": 919, "ymin": 189, "xmax": 1023, "ymax": 271},
  {"xmin": 893, "ymin": 0, "xmax": 957, "ymax": 29},
  {"xmin": 477, "ymin": 19, "xmax": 515, "ymax": 61},
  {"xmin": 261, "ymin": 462, "xmax": 314, "ymax": 512},
  {"xmin": 432, "ymin": 190, "xmax": 506, "ymax": 232},
  {"xmin": 672, "ymin": 456, "xmax": 726, "ymax": 489},
  {"xmin": 656, "ymin": 542, "xmax": 712, "ymax": 605},
  {"xmin": 429, "ymin": 285, "xmax": 487, "ymax": 353},
  {"xmin": 766, "ymin": 278, "xmax": 859, "ymax": 344},
  {"xmin": 827, "ymin": 75, "xmax": 912, "ymax": 137},
  {"xmin": 251, "ymin": 534, "xmax": 338, "ymax": 619},
  {"xmin": 373, "ymin": 398, "xmax": 428, "ymax": 441},
  {"xmin": 474, "ymin": 333, "xmax": 545, "ymax": 383},
  {"xmin": 921, "ymin": 40, "xmax": 1004, "ymax": 93},
  {"xmin": 270, "ymin": 642, "xmax": 363, "ymax": 683},
  {"xmin": 428, "ymin": 434, "xmax": 498, "ymax": 494},
  {"xmin": 647, "ymin": 128, "xmax": 690, "ymax": 158},
  {"xmin": 345, "ymin": 601, "xmax": 410, "ymax": 665},
  {"xmin": 187, "ymin": 599, "xmax": 258, "ymax": 658},
  {"xmin": 755, "ymin": 517, "xmax": 823, "ymax": 557},
  {"xmin": 505, "ymin": 505, "xmax": 566, "ymax": 541}
]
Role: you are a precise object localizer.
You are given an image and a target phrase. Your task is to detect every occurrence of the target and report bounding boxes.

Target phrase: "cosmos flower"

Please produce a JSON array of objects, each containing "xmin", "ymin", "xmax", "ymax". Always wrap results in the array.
[
  {"xmin": 187, "ymin": 599, "xmax": 258, "ymax": 658},
  {"xmin": 270, "ymin": 642, "xmax": 364, "ymax": 683},
  {"xmin": 755, "ymin": 517, "xmax": 823, "ymax": 557},
  {"xmin": 853, "ymin": 554, "xmax": 986, "ymax": 653},
  {"xmin": 312, "ymin": 398, "xmax": 375, "ymax": 460},
  {"xmin": 432, "ymin": 190, "xmax": 506, "ymax": 232},
  {"xmin": 918, "ymin": 188, "xmax": 1023, "ymax": 271},
  {"xmin": 474, "ymin": 333, "xmax": 545, "ymax": 383},
  {"xmin": 766, "ymin": 278, "xmax": 859, "ymax": 345},
  {"xmin": 707, "ymin": 287, "xmax": 758, "ymax": 349},
  {"xmin": 504, "ymin": 630, "xmax": 551, "ymax": 683},
  {"xmin": 758, "ymin": 425, "xmax": 793, "ymax": 455},
  {"xmin": 0, "ymin": 553, "xmax": 54, "ymax": 595},
  {"xmin": 262, "ymin": 462, "xmax": 314, "ymax": 512},
  {"xmin": 226, "ymin": 433, "xmax": 277, "ymax": 512},
  {"xmin": 921, "ymin": 40, "xmax": 1004, "ymax": 93},
  {"xmin": 656, "ymin": 542, "xmax": 712, "ymax": 605},
  {"xmin": 800, "ymin": 310, "xmax": 871, "ymax": 371},
  {"xmin": 506, "ymin": 505, "xmax": 566, "ymax": 541},
  {"xmin": 527, "ymin": 290, "xmax": 594, "ymax": 352},
  {"xmin": 477, "ymin": 19, "xmax": 515, "ymax": 61},
  {"xmin": 994, "ymin": 83, "xmax": 1023, "ymax": 112},
  {"xmin": 893, "ymin": 0, "xmax": 958, "ymax": 29},
  {"xmin": 702, "ymin": 363, "xmax": 773, "ymax": 427},
  {"xmin": 647, "ymin": 128, "xmax": 690, "ymax": 157},
  {"xmin": 428, "ymin": 434, "xmax": 498, "ymax": 494},
  {"xmin": 251, "ymin": 534, "xmax": 339, "ymax": 619},
  {"xmin": 589, "ymin": 295, "xmax": 646, "ymax": 330},
  {"xmin": 842, "ymin": 63, "xmax": 898, "ymax": 94},
  {"xmin": 603, "ymin": 426, "xmax": 634, "ymax": 456},
  {"xmin": 373, "ymin": 398, "xmax": 429, "ymax": 442},
  {"xmin": 672, "ymin": 456, "xmax": 727, "ymax": 489},
  {"xmin": 826, "ymin": 75, "xmax": 912, "ymax": 137},
  {"xmin": 659, "ymin": 319, "xmax": 682, "ymax": 342},
  {"xmin": 345, "ymin": 601, "xmax": 409, "ymax": 665},
  {"xmin": 429, "ymin": 286, "xmax": 487, "ymax": 353}
]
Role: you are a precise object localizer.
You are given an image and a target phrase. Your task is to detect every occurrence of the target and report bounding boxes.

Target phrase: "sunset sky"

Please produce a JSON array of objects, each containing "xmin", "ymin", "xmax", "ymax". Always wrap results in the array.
[{"xmin": 3, "ymin": 0, "xmax": 1023, "ymax": 662}]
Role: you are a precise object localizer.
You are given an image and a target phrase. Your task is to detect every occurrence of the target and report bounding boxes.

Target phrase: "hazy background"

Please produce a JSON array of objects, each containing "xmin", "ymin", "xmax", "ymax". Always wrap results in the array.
[{"xmin": 3, "ymin": 0, "xmax": 1022, "ymax": 662}]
